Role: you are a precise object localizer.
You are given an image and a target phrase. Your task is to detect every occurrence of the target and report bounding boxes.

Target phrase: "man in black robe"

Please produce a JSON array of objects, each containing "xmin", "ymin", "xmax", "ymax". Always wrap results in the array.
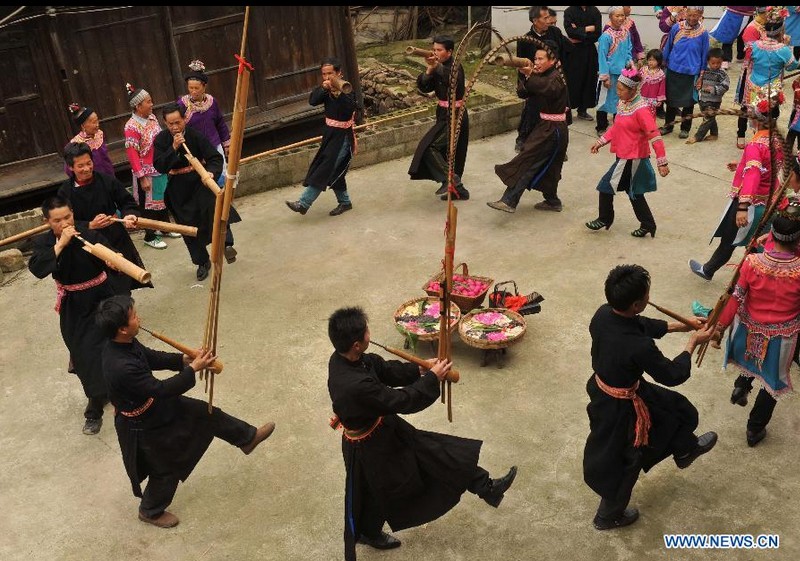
[
  {"xmin": 153, "ymin": 103, "xmax": 240, "ymax": 281},
  {"xmin": 286, "ymin": 57, "xmax": 357, "ymax": 217},
  {"xmin": 96, "ymin": 295, "xmax": 275, "ymax": 528},
  {"xmin": 515, "ymin": 6, "xmax": 572, "ymax": 151},
  {"xmin": 583, "ymin": 265, "xmax": 717, "ymax": 530},
  {"xmin": 327, "ymin": 307, "xmax": 517, "ymax": 561},
  {"xmin": 563, "ymin": 6, "xmax": 602, "ymax": 120},
  {"xmin": 408, "ymin": 35, "xmax": 470, "ymax": 201},
  {"xmin": 29, "ymin": 197, "xmax": 116, "ymax": 435},
  {"xmin": 490, "ymin": 46, "xmax": 568, "ymax": 213},
  {"xmin": 58, "ymin": 141, "xmax": 151, "ymax": 294}
]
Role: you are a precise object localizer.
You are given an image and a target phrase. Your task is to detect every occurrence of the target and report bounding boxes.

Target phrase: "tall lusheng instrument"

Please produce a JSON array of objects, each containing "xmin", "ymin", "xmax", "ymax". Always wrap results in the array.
[
  {"xmin": 73, "ymin": 233, "xmax": 151, "ymax": 285},
  {"xmin": 140, "ymin": 326, "xmax": 223, "ymax": 373},
  {"xmin": 111, "ymin": 217, "xmax": 197, "ymax": 237},
  {"xmin": 200, "ymin": 6, "xmax": 252, "ymax": 412},
  {"xmin": 329, "ymin": 75, "xmax": 353, "ymax": 94},
  {"xmin": 371, "ymin": 340, "xmax": 460, "ymax": 383}
]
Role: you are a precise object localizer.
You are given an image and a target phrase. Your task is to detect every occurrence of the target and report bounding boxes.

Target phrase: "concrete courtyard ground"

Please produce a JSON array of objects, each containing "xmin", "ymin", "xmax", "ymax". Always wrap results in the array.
[{"xmin": 1, "ymin": 97, "xmax": 798, "ymax": 560}]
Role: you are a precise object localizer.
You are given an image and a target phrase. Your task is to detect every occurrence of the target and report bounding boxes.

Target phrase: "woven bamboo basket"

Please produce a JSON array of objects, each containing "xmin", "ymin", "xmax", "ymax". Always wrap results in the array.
[
  {"xmin": 422, "ymin": 262, "xmax": 494, "ymax": 313},
  {"xmin": 394, "ymin": 296, "xmax": 461, "ymax": 342},
  {"xmin": 458, "ymin": 308, "xmax": 527, "ymax": 350}
]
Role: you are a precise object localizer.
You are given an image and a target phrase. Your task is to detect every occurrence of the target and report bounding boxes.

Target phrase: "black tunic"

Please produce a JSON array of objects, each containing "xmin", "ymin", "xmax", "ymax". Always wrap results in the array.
[
  {"xmin": 583, "ymin": 305, "xmax": 699, "ymax": 499},
  {"xmin": 304, "ymin": 87, "xmax": 357, "ymax": 192},
  {"xmin": 496, "ymin": 66, "xmax": 569, "ymax": 195},
  {"xmin": 102, "ymin": 339, "xmax": 216, "ymax": 497},
  {"xmin": 29, "ymin": 225, "xmax": 115, "ymax": 398},
  {"xmin": 328, "ymin": 352, "xmax": 481, "ymax": 561},
  {"xmin": 57, "ymin": 171, "xmax": 151, "ymax": 292},
  {"xmin": 407, "ymin": 57, "xmax": 469, "ymax": 181},
  {"xmin": 153, "ymin": 126, "xmax": 240, "ymax": 246},
  {"xmin": 516, "ymin": 25, "xmax": 572, "ymax": 139},
  {"xmin": 563, "ymin": 6, "xmax": 602, "ymax": 110}
]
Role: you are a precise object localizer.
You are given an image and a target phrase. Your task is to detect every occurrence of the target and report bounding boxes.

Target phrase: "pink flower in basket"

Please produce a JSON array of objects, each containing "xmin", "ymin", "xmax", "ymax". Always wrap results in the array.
[
  {"xmin": 486, "ymin": 331, "xmax": 507, "ymax": 342},
  {"xmin": 474, "ymin": 311, "xmax": 504, "ymax": 325},
  {"xmin": 426, "ymin": 302, "xmax": 441, "ymax": 317}
]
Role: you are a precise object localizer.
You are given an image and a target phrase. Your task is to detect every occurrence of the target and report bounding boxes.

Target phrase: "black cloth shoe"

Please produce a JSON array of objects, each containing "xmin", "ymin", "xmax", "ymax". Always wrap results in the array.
[
  {"xmin": 358, "ymin": 531, "xmax": 401, "ymax": 550},
  {"xmin": 224, "ymin": 245, "xmax": 237, "ymax": 264},
  {"xmin": 82, "ymin": 417, "xmax": 102, "ymax": 435},
  {"xmin": 329, "ymin": 203, "xmax": 353, "ymax": 216},
  {"xmin": 481, "ymin": 465, "xmax": 518, "ymax": 507},
  {"xmin": 440, "ymin": 184, "xmax": 470, "ymax": 201},
  {"xmin": 730, "ymin": 386, "xmax": 750, "ymax": 406},
  {"xmin": 659, "ymin": 126, "xmax": 674, "ymax": 135},
  {"xmin": 435, "ymin": 183, "xmax": 448, "ymax": 196},
  {"xmin": 593, "ymin": 508, "xmax": 639, "ymax": 530},
  {"xmin": 196, "ymin": 261, "xmax": 211, "ymax": 281},
  {"xmin": 674, "ymin": 431, "xmax": 718, "ymax": 469},
  {"xmin": 577, "ymin": 111, "xmax": 594, "ymax": 121},
  {"xmin": 285, "ymin": 200, "xmax": 308, "ymax": 215},
  {"xmin": 747, "ymin": 428, "xmax": 767, "ymax": 447}
]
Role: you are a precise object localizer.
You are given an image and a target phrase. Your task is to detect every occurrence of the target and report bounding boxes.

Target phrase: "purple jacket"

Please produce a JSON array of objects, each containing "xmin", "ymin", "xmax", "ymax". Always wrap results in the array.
[{"xmin": 177, "ymin": 94, "xmax": 231, "ymax": 149}]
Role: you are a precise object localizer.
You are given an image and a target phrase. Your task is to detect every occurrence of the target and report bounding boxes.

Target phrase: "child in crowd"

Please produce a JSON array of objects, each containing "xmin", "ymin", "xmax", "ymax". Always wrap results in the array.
[
  {"xmin": 688, "ymin": 48, "xmax": 730, "ymax": 144},
  {"xmin": 639, "ymin": 49, "xmax": 666, "ymax": 117}
]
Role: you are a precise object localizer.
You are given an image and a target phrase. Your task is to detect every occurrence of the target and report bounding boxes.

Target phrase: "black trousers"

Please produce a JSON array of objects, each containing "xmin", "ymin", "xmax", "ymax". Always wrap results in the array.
[
  {"xmin": 138, "ymin": 402, "xmax": 255, "ymax": 518},
  {"xmin": 596, "ymin": 110, "xmax": 609, "ymax": 132},
  {"xmin": 181, "ymin": 225, "xmax": 235, "ymax": 266},
  {"xmin": 597, "ymin": 160, "xmax": 656, "ymax": 232},
  {"xmin": 734, "ymin": 376, "xmax": 778, "ymax": 432},
  {"xmin": 595, "ymin": 446, "xmax": 641, "ymax": 520},
  {"xmin": 84, "ymin": 395, "xmax": 108, "ymax": 420},
  {"xmin": 665, "ymin": 105, "xmax": 694, "ymax": 132},
  {"xmin": 703, "ymin": 200, "xmax": 739, "ymax": 278}
]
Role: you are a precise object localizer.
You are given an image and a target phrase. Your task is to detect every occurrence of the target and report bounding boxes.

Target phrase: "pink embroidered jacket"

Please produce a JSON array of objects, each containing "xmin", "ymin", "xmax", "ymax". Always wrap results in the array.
[
  {"xmin": 730, "ymin": 129, "xmax": 783, "ymax": 205},
  {"xmin": 597, "ymin": 95, "xmax": 667, "ymax": 165},
  {"xmin": 124, "ymin": 113, "xmax": 161, "ymax": 179},
  {"xmin": 719, "ymin": 251, "xmax": 800, "ymax": 328}
]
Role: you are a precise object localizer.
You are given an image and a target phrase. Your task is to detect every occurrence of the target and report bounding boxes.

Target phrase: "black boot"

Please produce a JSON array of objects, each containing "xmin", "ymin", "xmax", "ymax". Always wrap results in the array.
[
  {"xmin": 674, "ymin": 432, "xmax": 718, "ymax": 469},
  {"xmin": 480, "ymin": 466, "xmax": 518, "ymax": 507},
  {"xmin": 358, "ymin": 531, "xmax": 401, "ymax": 550},
  {"xmin": 593, "ymin": 507, "xmax": 639, "ymax": 530},
  {"xmin": 440, "ymin": 184, "xmax": 470, "ymax": 201}
]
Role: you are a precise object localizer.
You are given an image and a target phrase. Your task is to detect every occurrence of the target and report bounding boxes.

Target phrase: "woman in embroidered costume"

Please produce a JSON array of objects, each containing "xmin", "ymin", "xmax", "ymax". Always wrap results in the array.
[
  {"xmin": 715, "ymin": 208, "xmax": 800, "ymax": 447},
  {"xmin": 595, "ymin": 7, "xmax": 633, "ymax": 136},
  {"xmin": 124, "ymin": 83, "xmax": 171, "ymax": 250},
  {"xmin": 587, "ymin": 69, "xmax": 669, "ymax": 238},
  {"xmin": 742, "ymin": 13, "xmax": 797, "ymax": 117},
  {"xmin": 658, "ymin": 6, "xmax": 687, "ymax": 50},
  {"xmin": 639, "ymin": 49, "xmax": 667, "ymax": 115},
  {"xmin": 64, "ymin": 103, "xmax": 114, "ymax": 178},
  {"xmin": 734, "ymin": 8, "xmax": 769, "ymax": 147},
  {"xmin": 689, "ymin": 102, "xmax": 784, "ymax": 281},
  {"xmin": 177, "ymin": 60, "xmax": 231, "ymax": 188}
]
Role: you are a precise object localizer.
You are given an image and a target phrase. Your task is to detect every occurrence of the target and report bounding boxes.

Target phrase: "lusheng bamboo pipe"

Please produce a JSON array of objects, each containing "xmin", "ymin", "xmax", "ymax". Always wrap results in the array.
[
  {"xmin": 371, "ymin": 340, "xmax": 459, "ymax": 383},
  {"xmin": 493, "ymin": 54, "xmax": 532, "ymax": 68},
  {"xmin": 140, "ymin": 326, "xmax": 223, "ymax": 373},
  {"xmin": 181, "ymin": 141, "xmax": 222, "ymax": 196},
  {"xmin": 73, "ymin": 233, "xmax": 151, "ymax": 284},
  {"xmin": 406, "ymin": 46, "xmax": 434, "ymax": 58},
  {"xmin": 329, "ymin": 75, "xmax": 353, "ymax": 94},
  {"xmin": 0, "ymin": 224, "xmax": 49, "ymax": 248},
  {"xmin": 111, "ymin": 217, "xmax": 197, "ymax": 237},
  {"xmin": 647, "ymin": 301, "xmax": 699, "ymax": 330}
]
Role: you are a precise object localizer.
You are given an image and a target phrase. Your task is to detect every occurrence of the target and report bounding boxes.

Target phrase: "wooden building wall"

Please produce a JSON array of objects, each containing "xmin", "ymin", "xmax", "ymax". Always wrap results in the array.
[{"xmin": 0, "ymin": 6, "xmax": 360, "ymax": 168}]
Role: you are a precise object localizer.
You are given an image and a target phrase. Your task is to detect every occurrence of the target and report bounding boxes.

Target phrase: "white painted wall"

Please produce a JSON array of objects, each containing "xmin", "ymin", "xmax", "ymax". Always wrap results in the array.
[{"xmin": 490, "ymin": 6, "xmax": 726, "ymax": 52}]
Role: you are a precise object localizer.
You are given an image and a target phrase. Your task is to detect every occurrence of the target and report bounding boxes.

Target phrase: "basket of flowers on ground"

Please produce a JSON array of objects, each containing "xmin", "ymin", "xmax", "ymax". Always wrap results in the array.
[
  {"xmin": 394, "ymin": 296, "xmax": 461, "ymax": 342},
  {"xmin": 458, "ymin": 308, "xmax": 527, "ymax": 350},
  {"xmin": 423, "ymin": 263, "xmax": 494, "ymax": 313}
]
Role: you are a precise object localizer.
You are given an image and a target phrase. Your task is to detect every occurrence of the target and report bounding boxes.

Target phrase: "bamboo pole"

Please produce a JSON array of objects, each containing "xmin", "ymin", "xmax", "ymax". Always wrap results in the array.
[
  {"xmin": 140, "ymin": 326, "xmax": 223, "ymax": 373},
  {"xmin": 492, "ymin": 54, "xmax": 531, "ymax": 68},
  {"xmin": 0, "ymin": 224, "xmax": 49, "ymax": 248},
  {"xmin": 371, "ymin": 340, "xmax": 459, "ymax": 382},
  {"xmin": 647, "ymin": 301, "xmax": 698, "ymax": 330},
  {"xmin": 74, "ymin": 234, "xmax": 151, "ymax": 284},
  {"xmin": 111, "ymin": 217, "xmax": 197, "ymax": 237}
]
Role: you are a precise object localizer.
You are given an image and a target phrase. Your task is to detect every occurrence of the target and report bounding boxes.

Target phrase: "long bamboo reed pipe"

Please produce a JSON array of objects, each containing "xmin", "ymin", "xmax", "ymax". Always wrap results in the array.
[
  {"xmin": 140, "ymin": 326, "xmax": 223, "ymax": 373},
  {"xmin": 0, "ymin": 224, "xmax": 50, "ymax": 248},
  {"xmin": 74, "ymin": 234, "xmax": 151, "ymax": 284},
  {"xmin": 111, "ymin": 217, "xmax": 197, "ymax": 237},
  {"xmin": 181, "ymin": 141, "xmax": 222, "ymax": 196},
  {"xmin": 371, "ymin": 340, "xmax": 459, "ymax": 383},
  {"xmin": 647, "ymin": 301, "xmax": 699, "ymax": 330}
]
